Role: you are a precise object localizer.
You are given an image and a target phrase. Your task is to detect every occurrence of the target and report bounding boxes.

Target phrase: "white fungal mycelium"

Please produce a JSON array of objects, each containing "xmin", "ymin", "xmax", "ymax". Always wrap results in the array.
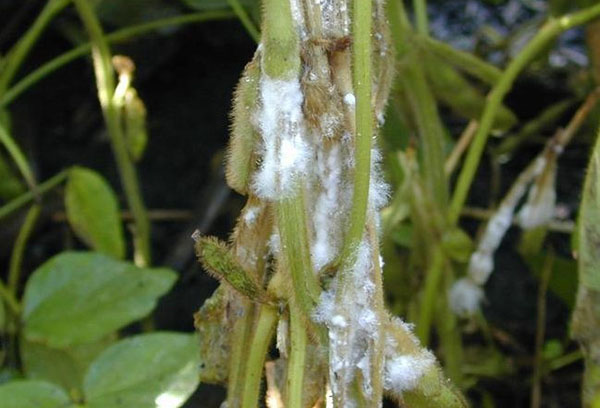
[
  {"xmin": 449, "ymin": 277, "xmax": 485, "ymax": 316},
  {"xmin": 517, "ymin": 161, "xmax": 557, "ymax": 229},
  {"xmin": 382, "ymin": 317, "xmax": 435, "ymax": 397},
  {"xmin": 243, "ymin": 205, "xmax": 261, "ymax": 226},
  {"xmin": 252, "ymin": 76, "xmax": 312, "ymax": 200},
  {"xmin": 311, "ymin": 145, "xmax": 344, "ymax": 271},
  {"xmin": 314, "ymin": 238, "xmax": 383, "ymax": 402}
]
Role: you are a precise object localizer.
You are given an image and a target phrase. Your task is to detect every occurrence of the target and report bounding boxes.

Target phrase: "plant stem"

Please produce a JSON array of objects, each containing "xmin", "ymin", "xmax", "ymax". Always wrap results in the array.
[
  {"xmin": 1, "ymin": 11, "xmax": 235, "ymax": 107},
  {"xmin": 0, "ymin": 0, "xmax": 70, "ymax": 94},
  {"xmin": 278, "ymin": 193, "xmax": 321, "ymax": 319},
  {"xmin": 419, "ymin": 36, "xmax": 502, "ymax": 85},
  {"xmin": 0, "ymin": 120, "xmax": 37, "ymax": 190},
  {"xmin": 227, "ymin": 299, "xmax": 255, "ymax": 407},
  {"xmin": 448, "ymin": 3, "xmax": 600, "ymax": 225},
  {"xmin": 227, "ymin": 0, "xmax": 260, "ymax": 43},
  {"xmin": 413, "ymin": 0, "xmax": 429, "ymax": 36},
  {"xmin": 339, "ymin": 0, "xmax": 373, "ymax": 271},
  {"xmin": 0, "ymin": 280, "xmax": 20, "ymax": 316},
  {"xmin": 531, "ymin": 250, "xmax": 554, "ymax": 408},
  {"xmin": 241, "ymin": 305, "xmax": 278, "ymax": 408},
  {"xmin": 8, "ymin": 204, "xmax": 40, "ymax": 296},
  {"xmin": 0, "ymin": 169, "xmax": 67, "ymax": 220},
  {"xmin": 416, "ymin": 245, "xmax": 445, "ymax": 344},
  {"xmin": 73, "ymin": 0, "xmax": 151, "ymax": 266},
  {"xmin": 286, "ymin": 302, "xmax": 307, "ymax": 408}
]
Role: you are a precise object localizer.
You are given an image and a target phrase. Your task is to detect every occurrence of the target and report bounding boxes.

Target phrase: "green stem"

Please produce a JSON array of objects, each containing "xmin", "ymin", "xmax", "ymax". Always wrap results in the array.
[
  {"xmin": 0, "ymin": 280, "xmax": 20, "ymax": 316},
  {"xmin": 413, "ymin": 0, "xmax": 429, "ymax": 36},
  {"xmin": 73, "ymin": 0, "xmax": 151, "ymax": 266},
  {"xmin": 416, "ymin": 245, "xmax": 444, "ymax": 344},
  {"xmin": 277, "ymin": 193, "xmax": 321, "ymax": 320},
  {"xmin": 8, "ymin": 204, "xmax": 40, "ymax": 295},
  {"xmin": 227, "ymin": 299, "xmax": 255, "ymax": 407},
  {"xmin": 0, "ymin": 0, "xmax": 70, "ymax": 93},
  {"xmin": 227, "ymin": 0, "xmax": 260, "ymax": 43},
  {"xmin": 241, "ymin": 305, "xmax": 278, "ymax": 408},
  {"xmin": 1, "ymin": 11, "xmax": 235, "ymax": 107},
  {"xmin": 0, "ymin": 120, "xmax": 37, "ymax": 190},
  {"xmin": 339, "ymin": 0, "xmax": 373, "ymax": 270},
  {"xmin": 286, "ymin": 302, "xmax": 306, "ymax": 408},
  {"xmin": 0, "ymin": 169, "xmax": 67, "ymax": 220},
  {"xmin": 419, "ymin": 36, "xmax": 502, "ymax": 85},
  {"xmin": 448, "ymin": 3, "xmax": 600, "ymax": 225}
]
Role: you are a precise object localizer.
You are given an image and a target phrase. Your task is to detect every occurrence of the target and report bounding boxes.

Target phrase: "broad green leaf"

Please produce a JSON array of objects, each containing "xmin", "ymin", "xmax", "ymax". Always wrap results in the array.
[
  {"xmin": 0, "ymin": 380, "xmax": 71, "ymax": 408},
  {"xmin": 22, "ymin": 252, "xmax": 177, "ymax": 347},
  {"xmin": 523, "ymin": 253, "xmax": 578, "ymax": 309},
  {"xmin": 21, "ymin": 336, "xmax": 115, "ymax": 397},
  {"xmin": 65, "ymin": 167, "xmax": 125, "ymax": 259},
  {"xmin": 84, "ymin": 332, "xmax": 199, "ymax": 408}
]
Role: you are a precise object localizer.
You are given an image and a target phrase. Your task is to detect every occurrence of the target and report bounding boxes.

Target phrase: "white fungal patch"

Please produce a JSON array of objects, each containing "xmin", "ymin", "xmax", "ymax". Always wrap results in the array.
[
  {"xmin": 517, "ymin": 163, "xmax": 557, "ymax": 229},
  {"xmin": 468, "ymin": 251, "xmax": 494, "ymax": 285},
  {"xmin": 368, "ymin": 148, "xmax": 390, "ymax": 212},
  {"xmin": 311, "ymin": 145, "xmax": 343, "ymax": 270},
  {"xmin": 384, "ymin": 351, "xmax": 435, "ymax": 396},
  {"xmin": 243, "ymin": 206, "xmax": 260, "ymax": 226},
  {"xmin": 252, "ymin": 76, "xmax": 312, "ymax": 200},
  {"xmin": 449, "ymin": 277, "xmax": 485, "ymax": 316},
  {"xmin": 343, "ymin": 93, "xmax": 356, "ymax": 106}
]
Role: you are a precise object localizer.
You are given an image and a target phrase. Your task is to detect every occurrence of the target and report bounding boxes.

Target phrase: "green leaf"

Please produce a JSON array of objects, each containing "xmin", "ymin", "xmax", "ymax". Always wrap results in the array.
[
  {"xmin": 65, "ymin": 167, "xmax": 125, "ymax": 259},
  {"xmin": 22, "ymin": 252, "xmax": 177, "ymax": 347},
  {"xmin": 524, "ymin": 253, "xmax": 578, "ymax": 309},
  {"xmin": 0, "ymin": 380, "xmax": 72, "ymax": 408},
  {"xmin": 84, "ymin": 332, "xmax": 199, "ymax": 408},
  {"xmin": 21, "ymin": 336, "xmax": 115, "ymax": 397}
]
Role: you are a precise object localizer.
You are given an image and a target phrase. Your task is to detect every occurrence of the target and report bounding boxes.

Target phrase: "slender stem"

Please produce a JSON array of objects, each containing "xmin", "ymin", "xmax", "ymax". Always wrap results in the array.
[
  {"xmin": 286, "ymin": 302, "xmax": 306, "ymax": 408},
  {"xmin": 8, "ymin": 204, "xmax": 40, "ymax": 296},
  {"xmin": 413, "ymin": 0, "xmax": 429, "ymax": 36},
  {"xmin": 73, "ymin": 0, "xmax": 151, "ymax": 266},
  {"xmin": 0, "ymin": 0, "xmax": 70, "ymax": 93},
  {"xmin": 419, "ymin": 36, "xmax": 502, "ymax": 85},
  {"xmin": 0, "ymin": 170, "xmax": 67, "ymax": 220},
  {"xmin": 416, "ymin": 245, "xmax": 444, "ymax": 344},
  {"xmin": 339, "ymin": 0, "xmax": 373, "ymax": 270},
  {"xmin": 1, "ymin": 11, "xmax": 235, "ymax": 107},
  {"xmin": 0, "ymin": 120, "xmax": 37, "ymax": 190},
  {"xmin": 448, "ymin": 4, "xmax": 600, "ymax": 225},
  {"xmin": 0, "ymin": 280, "xmax": 20, "ymax": 316},
  {"xmin": 241, "ymin": 305, "xmax": 278, "ymax": 408},
  {"xmin": 227, "ymin": 0, "xmax": 260, "ymax": 43},
  {"xmin": 545, "ymin": 350, "xmax": 583, "ymax": 373},
  {"xmin": 531, "ymin": 250, "xmax": 554, "ymax": 408},
  {"xmin": 445, "ymin": 120, "xmax": 478, "ymax": 176}
]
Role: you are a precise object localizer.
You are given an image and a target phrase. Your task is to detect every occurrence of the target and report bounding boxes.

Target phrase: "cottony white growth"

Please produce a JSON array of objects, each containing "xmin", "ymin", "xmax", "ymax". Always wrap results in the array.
[
  {"xmin": 252, "ymin": 76, "xmax": 312, "ymax": 200},
  {"xmin": 449, "ymin": 277, "xmax": 484, "ymax": 316},
  {"xmin": 384, "ymin": 351, "xmax": 435, "ymax": 396},
  {"xmin": 517, "ymin": 165, "xmax": 557, "ymax": 229}
]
